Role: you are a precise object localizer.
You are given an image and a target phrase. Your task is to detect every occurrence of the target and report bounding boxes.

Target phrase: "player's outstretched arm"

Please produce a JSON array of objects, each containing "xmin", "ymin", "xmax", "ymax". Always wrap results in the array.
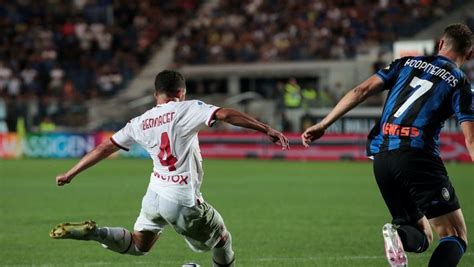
[
  {"xmin": 215, "ymin": 108, "xmax": 290, "ymax": 150},
  {"xmin": 55, "ymin": 139, "xmax": 120, "ymax": 186},
  {"xmin": 460, "ymin": 121, "xmax": 474, "ymax": 161},
  {"xmin": 301, "ymin": 75, "xmax": 384, "ymax": 147}
]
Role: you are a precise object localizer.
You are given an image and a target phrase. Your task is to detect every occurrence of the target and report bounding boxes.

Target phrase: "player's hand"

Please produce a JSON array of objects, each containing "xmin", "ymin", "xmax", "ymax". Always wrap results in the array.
[
  {"xmin": 56, "ymin": 173, "xmax": 73, "ymax": 186},
  {"xmin": 267, "ymin": 128, "xmax": 290, "ymax": 150},
  {"xmin": 301, "ymin": 123, "xmax": 326, "ymax": 147}
]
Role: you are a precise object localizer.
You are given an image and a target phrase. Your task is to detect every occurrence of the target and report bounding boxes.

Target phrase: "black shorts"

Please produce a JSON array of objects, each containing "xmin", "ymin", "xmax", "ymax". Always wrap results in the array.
[{"xmin": 373, "ymin": 149, "xmax": 460, "ymax": 225}]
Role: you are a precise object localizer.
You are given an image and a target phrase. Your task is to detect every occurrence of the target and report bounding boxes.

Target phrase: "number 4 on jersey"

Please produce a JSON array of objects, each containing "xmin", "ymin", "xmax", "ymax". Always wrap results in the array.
[
  {"xmin": 394, "ymin": 76, "xmax": 433, "ymax": 118},
  {"xmin": 158, "ymin": 132, "xmax": 177, "ymax": 171}
]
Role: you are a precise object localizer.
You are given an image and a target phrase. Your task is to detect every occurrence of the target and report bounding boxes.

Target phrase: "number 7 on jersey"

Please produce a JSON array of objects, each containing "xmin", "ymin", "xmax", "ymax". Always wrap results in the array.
[{"xmin": 394, "ymin": 76, "xmax": 434, "ymax": 118}]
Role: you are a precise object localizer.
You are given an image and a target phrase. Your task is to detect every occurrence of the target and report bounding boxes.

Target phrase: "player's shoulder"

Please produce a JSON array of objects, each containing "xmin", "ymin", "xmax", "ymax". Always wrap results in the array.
[
  {"xmin": 175, "ymin": 100, "xmax": 211, "ymax": 110},
  {"xmin": 395, "ymin": 56, "xmax": 416, "ymax": 64},
  {"xmin": 181, "ymin": 99, "xmax": 207, "ymax": 106},
  {"xmin": 382, "ymin": 56, "xmax": 414, "ymax": 71}
]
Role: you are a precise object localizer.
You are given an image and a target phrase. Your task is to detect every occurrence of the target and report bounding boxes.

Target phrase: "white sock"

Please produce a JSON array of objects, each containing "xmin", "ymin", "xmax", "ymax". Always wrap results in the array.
[
  {"xmin": 93, "ymin": 227, "xmax": 145, "ymax": 256},
  {"xmin": 212, "ymin": 233, "xmax": 235, "ymax": 266}
]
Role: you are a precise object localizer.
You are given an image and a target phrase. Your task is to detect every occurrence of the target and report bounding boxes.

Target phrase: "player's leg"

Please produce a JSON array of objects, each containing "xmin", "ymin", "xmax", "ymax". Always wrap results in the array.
[
  {"xmin": 212, "ymin": 230, "xmax": 234, "ymax": 267},
  {"xmin": 159, "ymin": 198, "xmax": 235, "ymax": 266},
  {"xmin": 374, "ymin": 150, "xmax": 431, "ymax": 266},
  {"xmin": 97, "ymin": 188, "xmax": 165, "ymax": 255},
  {"xmin": 428, "ymin": 209, "xmax": 468, "ymax": 267},
  {"xmin": 50, "ymin": 189, "xmax": 165, "ymax": 256},
  {"xmin": 95, "ymin": 228, "xmax": 158, "ymax": 255},
  {"xmin": 49, "ymin": 221, "xmax": 159, "ymax": 255},
  {"xmin": 409, "ymin": 154, "xmax": 467, "ymax": 267},
  {"xmin": 396, "ymin": 216, "xmax": 432, "ymax": 253}
]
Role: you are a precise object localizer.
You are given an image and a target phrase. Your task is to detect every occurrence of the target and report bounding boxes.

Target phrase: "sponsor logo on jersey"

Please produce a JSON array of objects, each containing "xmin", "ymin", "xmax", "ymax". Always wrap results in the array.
[
  {"xmin": 382, "ymin": 123, "xmax": 420, "ymax": 138},
  {"xmin": 153, "ymin": 171, "xmax": 188, "ymax": 185}
]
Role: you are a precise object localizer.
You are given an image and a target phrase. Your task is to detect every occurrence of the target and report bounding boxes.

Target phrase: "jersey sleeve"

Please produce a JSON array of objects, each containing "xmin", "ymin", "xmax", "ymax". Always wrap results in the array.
[
  {"xmin": 375, "ymin": 58, "xmax": 405, "ymax": 89},
  {"xmin": 110, "ymin": 120, "xmax": 137, "ymax": 151},
  {"xmin": 452, "ymin": 80, "xmax": 474, "ymax": 124},
  {"xmin": 180, "ymin": 100, "xmax": 221, "ymax": 132}
]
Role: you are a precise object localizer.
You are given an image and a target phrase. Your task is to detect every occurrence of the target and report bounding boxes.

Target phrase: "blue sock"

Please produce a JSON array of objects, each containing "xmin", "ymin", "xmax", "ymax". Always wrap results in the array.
[{"xmin": 428, "ymin": 236, "xmax": 467, "ymax": 267}]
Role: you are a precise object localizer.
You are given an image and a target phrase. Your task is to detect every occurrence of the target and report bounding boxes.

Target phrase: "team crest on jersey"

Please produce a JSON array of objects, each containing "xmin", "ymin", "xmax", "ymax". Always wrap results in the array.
[
  {"xmin": 441, "ymin": 187, "xmax": 450, "ymax": 201},
  {"xmin": 197, "ymin": 101, "xmax": 203, "ymax": 105}
]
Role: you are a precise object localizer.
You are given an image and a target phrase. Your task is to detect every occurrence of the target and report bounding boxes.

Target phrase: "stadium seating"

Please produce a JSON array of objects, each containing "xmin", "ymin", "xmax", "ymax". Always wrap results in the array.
[
  {"xmin": 174, "ymin": 0, "xmax": 463, "ymax": 64},
  {"xmin": 0, "ymin": 0, "xmax": 200, "ymax": 131},
  {"xmin": 0, "ymin": 0, "xmax": 472, "ymax": 132}
]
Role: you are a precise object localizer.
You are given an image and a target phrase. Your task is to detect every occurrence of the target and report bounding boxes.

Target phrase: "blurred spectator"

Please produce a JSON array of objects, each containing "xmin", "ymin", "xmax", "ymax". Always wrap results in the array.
[
  {"xmin": 96, "ymin": 65, "xmax": 123, "ymax": 96},
  {"xmin": 301, "ymin": 87, "xmax": 317, "ymax": 110},
  {"xmin": 49, "ymin": 64, "xmax": 65, "ymax": 95},
  {"xmin": 38, "ymin": 116, "xmax": 56, "ymax": 133},
  {"xmin": 317, "ymin": 87, "xmax": 335, "ymax": 107},
  {"xmin": 0, "ymin": 61, "xmax": 12, "ymax": 92},
  {"xmin": 463, "ymin": 14, "xmax": 474, "ymax": 81},
  {"xmin": 7, "ymin": 75, "xmax": 21, "ymax": 97},
  {"xmin": 0, "ymin": 97, "xmax": 7, "ymax": 132},
  {"xmin": 283, "ymin": 77, "xmax": 302, "ymax": 109},
  {"xmin": 175, "ymin": 0, "xmax": 463, "ymax": 65},
  {"xmin": 0, "ymin": 0, "xmax": 201, "ymax": 131}
]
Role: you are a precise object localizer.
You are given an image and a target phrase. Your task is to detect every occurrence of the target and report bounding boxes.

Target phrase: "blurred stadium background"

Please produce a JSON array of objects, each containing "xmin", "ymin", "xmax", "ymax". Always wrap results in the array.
[{"xmin": 0, "ymin": 0, "xmax": 473, "ymax": 266}]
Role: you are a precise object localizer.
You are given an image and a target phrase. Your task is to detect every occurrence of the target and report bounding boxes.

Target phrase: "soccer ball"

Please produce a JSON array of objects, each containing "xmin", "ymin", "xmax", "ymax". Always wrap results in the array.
[{"xmin": 182, "ymin": 263, "xmax": 200, "ymax": 267}]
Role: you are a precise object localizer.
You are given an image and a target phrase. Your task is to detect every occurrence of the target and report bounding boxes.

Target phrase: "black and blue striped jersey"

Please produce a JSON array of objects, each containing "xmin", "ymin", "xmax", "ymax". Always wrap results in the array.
[{"xmin": 367, "ymin": 55, "xmax": 474, "ymax": 156}]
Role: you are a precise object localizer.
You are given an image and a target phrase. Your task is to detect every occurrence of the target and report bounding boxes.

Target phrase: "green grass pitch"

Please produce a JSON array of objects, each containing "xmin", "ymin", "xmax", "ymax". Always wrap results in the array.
[{"xmin": 1, "ymin": 159, "xmax": 473, "ymax": 266}]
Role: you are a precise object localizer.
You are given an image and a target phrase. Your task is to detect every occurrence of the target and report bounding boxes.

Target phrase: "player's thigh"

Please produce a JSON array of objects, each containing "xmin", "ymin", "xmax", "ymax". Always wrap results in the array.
[
  {"xmin": 182, "ymin": 201, "xmax": 229, "ymax": 251},
  {"xmin": 159, "ymin": 198, "xmax": 228, "ymax": 251},
  {"xmin": 429, "ymin": 209, "xmax": 468, "ymax": 244},
  {"xmin": 402, "ymin": 152, "xmax": 462, "ymax": 224},
  {"xmin": 373, "ymin": 151, "xmax": 424, "ymax": 225},
  {"xmin": 133, "ymin": 189, "xmax": 167, "ymax": 248}
]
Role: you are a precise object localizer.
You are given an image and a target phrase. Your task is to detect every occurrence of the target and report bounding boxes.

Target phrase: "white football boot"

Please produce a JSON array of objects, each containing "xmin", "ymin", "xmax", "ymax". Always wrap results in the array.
[{"xmin": 382, "ymin": 223, "xmax": 408, "ymax": 267}]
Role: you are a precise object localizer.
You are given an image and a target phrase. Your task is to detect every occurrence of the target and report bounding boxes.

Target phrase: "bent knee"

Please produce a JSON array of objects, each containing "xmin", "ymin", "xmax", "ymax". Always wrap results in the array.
[
  {"xmin": 215, "ymin": 231, "xmax": 232, "ymax": 248},
  {"xmin": 131, "ymin": 231, "xmax": 159, "ymax": 253}
]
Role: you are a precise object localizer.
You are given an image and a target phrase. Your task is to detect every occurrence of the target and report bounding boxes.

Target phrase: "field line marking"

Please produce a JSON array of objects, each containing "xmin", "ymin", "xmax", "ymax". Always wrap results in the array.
[
  {"xmin": 237, "ymin": 252, "xmax": 474, "ymax": 263},
  {"xmin": 21, "ymin": 252, "xmax": 473, "ymax": 266}
]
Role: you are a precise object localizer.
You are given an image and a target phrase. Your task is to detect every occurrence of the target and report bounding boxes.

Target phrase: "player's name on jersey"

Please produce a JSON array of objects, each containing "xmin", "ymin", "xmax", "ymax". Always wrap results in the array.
[
  {"xmin": 153, "ymin": 171, "xmax": 189, "ymax": 185},
  {"xmin": 404, "ymin": 59, "xmax": 458, "ymax": 87},
  {"xmin": 142, "ymin": 112, "xmax": 176, "ymax": 130}
]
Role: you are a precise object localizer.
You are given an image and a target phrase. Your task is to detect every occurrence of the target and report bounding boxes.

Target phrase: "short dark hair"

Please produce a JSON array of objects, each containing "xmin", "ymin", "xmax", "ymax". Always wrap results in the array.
[
  {"xmin": 154, "ymin": 70, "xmax": 186, "ymax": 95},
  {"xmin": 442, "ymin": 23, "xmax": 473, "ymax": 55}
]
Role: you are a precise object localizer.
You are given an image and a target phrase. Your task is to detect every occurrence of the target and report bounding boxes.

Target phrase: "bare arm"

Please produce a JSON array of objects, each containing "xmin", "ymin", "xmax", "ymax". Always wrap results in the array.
[
  {"xmin": 302, "ymin": 75, "xmax": 385, "ymax": 147},
  {"xmin": 215, "ymin": 108, "xmax": 290, "ymax": 150},
  {"xmin": 460, "ymin": 121, "xmax": 474, "ymax": 161},
  {"xmin": 56, "ymin": 139, "xmax": 120, "ymax": 186}
]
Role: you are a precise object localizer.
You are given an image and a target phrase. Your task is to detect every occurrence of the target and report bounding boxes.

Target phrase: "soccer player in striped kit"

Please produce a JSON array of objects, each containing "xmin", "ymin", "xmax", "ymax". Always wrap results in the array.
[{"xmin": 302, "ymin": 24, "xmax": 473, "ymax": 267}]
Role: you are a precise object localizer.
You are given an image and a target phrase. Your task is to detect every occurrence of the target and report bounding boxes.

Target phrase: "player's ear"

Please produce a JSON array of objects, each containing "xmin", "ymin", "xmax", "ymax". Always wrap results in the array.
[
  {"xmin": 466, "ymin": 49, "xmax": 472, "ymax": 61},
  {"xmin": 438, "ymin": 39, "xmax": 444, "ymax": 51},
  {"xmin": 177, "ymin": 88, "xmax": 186, "ymax": 100}
]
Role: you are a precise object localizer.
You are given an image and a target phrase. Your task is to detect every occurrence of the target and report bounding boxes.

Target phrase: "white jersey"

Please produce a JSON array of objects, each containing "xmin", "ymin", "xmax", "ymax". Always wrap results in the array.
[{"xmin": 111, "ymin": 100, "xmax": 220, "ymax": 207}]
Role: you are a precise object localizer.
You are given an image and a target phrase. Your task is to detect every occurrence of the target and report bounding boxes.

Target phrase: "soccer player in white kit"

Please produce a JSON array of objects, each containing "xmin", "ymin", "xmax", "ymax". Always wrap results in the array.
[{"xmin": 50, "ymin": 70, "xmax": 290, "ymax": 267}]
